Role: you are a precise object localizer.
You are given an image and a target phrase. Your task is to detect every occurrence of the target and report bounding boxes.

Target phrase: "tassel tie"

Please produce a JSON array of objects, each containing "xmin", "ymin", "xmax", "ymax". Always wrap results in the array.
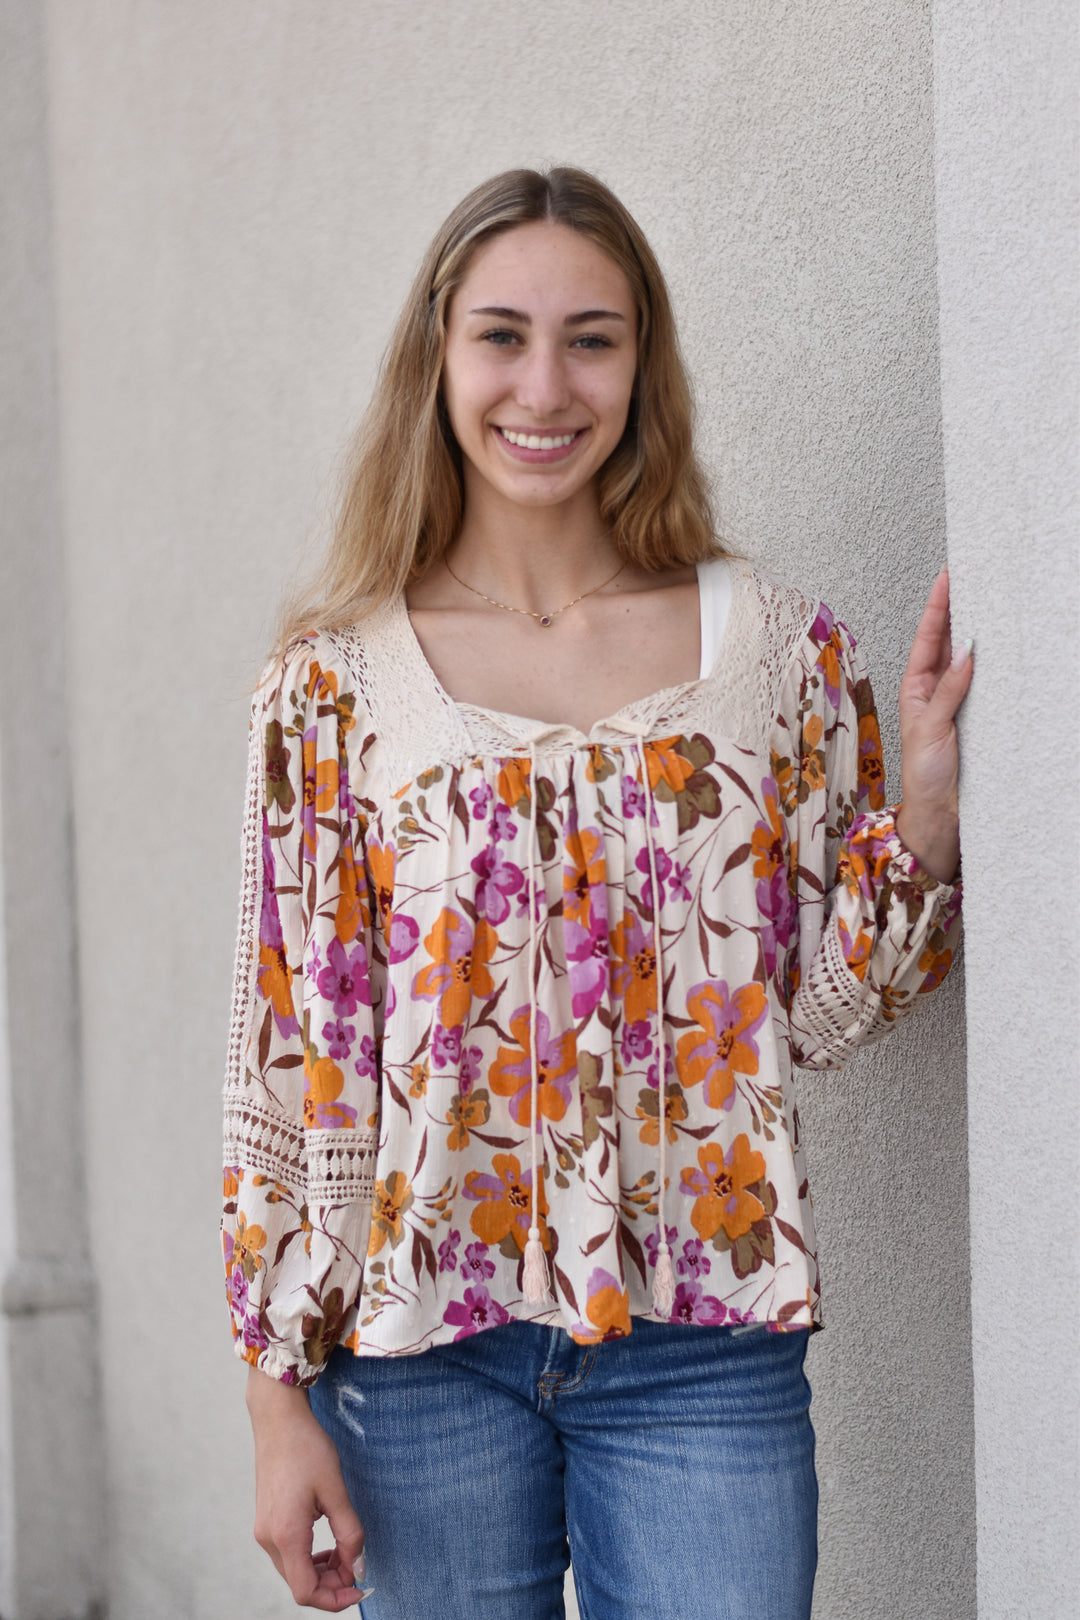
[
  {"xmin": 609, "ymin": 717, "xmax": 675, "ymax": 1319},
  {"xmin": 523, "ymin": 730, "xmax": 552, "ymax": 1305},
  {"xmin": 519, "ymin": 719, "xmax": 674, "ymax": 1319}
]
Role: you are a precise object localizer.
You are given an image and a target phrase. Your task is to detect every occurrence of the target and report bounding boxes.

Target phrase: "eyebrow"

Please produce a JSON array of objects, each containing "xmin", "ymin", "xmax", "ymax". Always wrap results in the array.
[{"xmin": 467, "ymin": 305, "xmax": 627, "ymax": 325}]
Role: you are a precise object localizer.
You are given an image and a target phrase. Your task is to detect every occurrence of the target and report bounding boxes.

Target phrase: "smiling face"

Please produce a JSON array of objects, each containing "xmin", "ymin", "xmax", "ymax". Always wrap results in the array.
[{"xmin": 440, "ymin": 221, "xmax": 639, "ymax": 521}]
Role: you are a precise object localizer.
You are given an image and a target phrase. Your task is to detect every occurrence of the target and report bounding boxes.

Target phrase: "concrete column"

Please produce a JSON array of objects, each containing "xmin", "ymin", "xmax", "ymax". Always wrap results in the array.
[
  {"xmin": 0, "ymin": 2, "xmax": 105, "ymax": 1616},
  {"xmin": 933, "ymin": 2, "xmax": 1080, "ymax": 1614}
]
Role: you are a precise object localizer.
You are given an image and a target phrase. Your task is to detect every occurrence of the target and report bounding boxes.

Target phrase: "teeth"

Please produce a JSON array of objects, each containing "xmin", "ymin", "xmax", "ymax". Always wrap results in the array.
[{"xmin": 500, "ymin": 429, "xmax": 578, "ymax": 450}]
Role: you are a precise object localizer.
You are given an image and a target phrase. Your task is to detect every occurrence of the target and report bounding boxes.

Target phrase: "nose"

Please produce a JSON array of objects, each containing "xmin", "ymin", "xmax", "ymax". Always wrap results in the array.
[{"xmin": 514, "ymin": 342, "xmax": 573, "ymax": 418}]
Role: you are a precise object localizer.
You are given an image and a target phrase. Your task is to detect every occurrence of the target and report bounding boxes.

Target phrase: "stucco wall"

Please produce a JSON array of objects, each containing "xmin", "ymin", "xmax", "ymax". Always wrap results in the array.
[
  {"xmin": 934, "ymin": 2, "xmax": 1080, "ymax": 1614},
  {"xmin": 0, "ymin": 1, "xmax": 998, "ymax": 1614},
  {"xmin": 0, "ymin": 3, "xmax": 104, "ymax": 1617}
]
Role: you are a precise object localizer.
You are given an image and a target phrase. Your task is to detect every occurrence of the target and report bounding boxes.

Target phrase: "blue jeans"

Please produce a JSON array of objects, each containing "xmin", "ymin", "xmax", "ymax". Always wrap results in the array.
[{"xmin": 310, "ymin": 1318, "xmax": 817, "ymax": 1620}]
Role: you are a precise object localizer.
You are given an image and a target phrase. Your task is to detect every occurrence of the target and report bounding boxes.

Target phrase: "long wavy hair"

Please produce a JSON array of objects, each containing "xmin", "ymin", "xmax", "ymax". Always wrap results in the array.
[{"xmin": 275, "ymin": 166, "xmax": 721, "ymax": 649}]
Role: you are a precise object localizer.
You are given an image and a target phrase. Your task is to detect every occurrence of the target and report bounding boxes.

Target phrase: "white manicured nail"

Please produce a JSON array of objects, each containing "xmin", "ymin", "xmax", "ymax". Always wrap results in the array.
[{"xmin": 950, "ymin": 637, "xmax": 973, "ymax": 669}]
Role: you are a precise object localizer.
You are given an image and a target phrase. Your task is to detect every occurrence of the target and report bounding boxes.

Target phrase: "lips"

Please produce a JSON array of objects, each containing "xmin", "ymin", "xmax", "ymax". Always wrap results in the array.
[{"xmin": 494, "ymin": 426, "xmax": 586, "ymax": 462}]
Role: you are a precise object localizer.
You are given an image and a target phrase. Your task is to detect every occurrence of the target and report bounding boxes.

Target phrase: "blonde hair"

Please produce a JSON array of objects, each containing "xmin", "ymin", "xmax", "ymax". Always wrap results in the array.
[{"xmin": 276, "ymin": 166, "xmax": 721, "ymax": 650}]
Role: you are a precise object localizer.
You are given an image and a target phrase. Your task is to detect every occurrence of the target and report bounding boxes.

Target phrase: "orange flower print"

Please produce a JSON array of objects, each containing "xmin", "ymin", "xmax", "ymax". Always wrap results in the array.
[
  {"xmin": 839, "ymin": 918, "xmax": 873, "ymax": 982},
  {"xmin": 563, "ymin": 824, "xmax": 606, "ymax": 928},
  {"xmin": 675, "ymin": 980, "xmax": 769, "ymax": 1110},
  {"xmin": 368, "ymin": 841, "xmax": 396, "ymax": 941},
  {"xmin": 751, "ymin": 782, "xmax": 786, "ymax": 884},
  {"xmin": 257, "ymin": 942, "xmax": 296, "ymax": 1023},
  {"xmin": 585, "ymin": 744, "xmax": 617, "ymax": 783},
  {"xmin": 643, "ymin": 736, "xmax": 697, "ymax": 795},
  {"xmin": 413, "ymin": 908, "xmax": 497, "ymax": 1030},
  {"xmin": 610, "ymin": 908, "xmax": 657, "ymax": 1026},
  {"xmin": 229, "ymin": 1212, "xmax": 268, "ymax": 1282},
  {"xmin": 917, "ymin": 931, "xmax": 953, "ymax": 993},
  {"xmin": 446, "ymin": 1087, "xmax": 491, "ymax": 1151},
  {"xmin": 301, "ymin": 733, "xmax": 340, "ymax": 858},
  {"xmin": 635, "ymin": 1083, "xmax": 688, "ymax": 1146},
  {"xmin": 681, "ymin": 1136, "xmax": 766, "ymax": 1244},
  {"xmin": 368, "ymin": 1170, "xmax": 414, "ymax": 1255},
  {"xmin": 490, "ymin": 1008, "xmax": 577, "ymax": 1126},
  {"xmin": 303, "ymin": 1049, "xmax": 357, "ymax": 1130},
  {"xmin": 857, "ymin": 712, "xmax": 886, "ymax": 810},
  {"xmin": 335, "ymin": 839, "xmax": 369, "ymax": 945},
  {"xmin": 772, "ymin": 749, "xmax": 797, "ymax": 816},
  {"xmin": 798, "ymin": 713, "xmax": 827, "ymax": 799},
  {"xmin": 496, "ymin": 757, "xmax": 531, "ymax": 813},
  {"xmin": 463, "ymin": 1153, "xmax": 547, "ymax": 1253},
  {"xmin": 570, "ymin": 1267, "xmax": 631, "ymax": 1344}
]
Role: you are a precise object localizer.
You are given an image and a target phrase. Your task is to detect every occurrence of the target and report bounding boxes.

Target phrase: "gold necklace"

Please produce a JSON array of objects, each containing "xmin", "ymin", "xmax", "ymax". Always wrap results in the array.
[{"xmin": 443, "ymin": 553, "xmax": 626, "ymax": 628}]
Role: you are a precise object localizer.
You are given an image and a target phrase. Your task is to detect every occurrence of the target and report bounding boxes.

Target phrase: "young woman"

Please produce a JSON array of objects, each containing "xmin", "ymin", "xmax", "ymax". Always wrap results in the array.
[{"xmin": 223, "ymin": 167, "xmax": 969, "ymax": 1619}]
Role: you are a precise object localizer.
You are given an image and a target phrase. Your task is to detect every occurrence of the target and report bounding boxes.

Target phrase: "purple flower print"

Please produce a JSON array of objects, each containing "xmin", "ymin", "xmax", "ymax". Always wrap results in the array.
[
  {"xmin": 316, "ymin": 935, "xmax": 372, "ymax": 1017},
  {"xmin": 228, "ymin": 1264, "xmax": 248, "ymax": 1317},
  {"xmin": 259, "ymin": 826, "xmax": 284, "ymax": 951},
  {"xmin": 444, "ymin": 1284, "xmax": 511, "ymax": 1340},
  {"xmin": 635, "ymin": 845, "xmax": 675, "ymax": 912},
  {"xmin": 438, "ymin": 1229, "xmax": 461, "ymax": 1273},
  {"xmin": 670, "ymin": 861, "xmax": 692, "ymax": 903},
  {"xmin": 516, "ymin": 882, "xmax": 544, "ymax": 923},
  {"xmin": 469, "ymin": 781, "xmax": 493, "ymax": 819},
  {"xmin": 670, "ymin": 1281, "xmax": 728, "ymax": 1326},
  {"xmin": 460, "ymin": 1045, "xmax": 483, "ymax": 1087},
  {"xmin": 461, "ymin": 1241, "xmax": 496, "ymax": 1282},
  {"xmin": 645, "ymin": 1044, "xmax": 675, "ymax": 1091},
  {"xmin": 489, "ymin": 803, "xmax": 517, "ymax": 843},
  {"xmin": 230, "ymin": 1271, "xmax": 269, "ymax": 1351},
  {"xmin": 676, "ymin": 1238, "xmax": 711, "ymax": 1279},
  {"xmin": 388, "ymin": 913, "xmax": 420, "ymax": 964},
  {"xmin": 321, "ymin": 1018, "xmax": 355, "ymax": 1061},
  {"xmin": 565, "ymin": 914, "xmax": 610, "ymax": 1022},
  {"xmin": 644, "ymin": 1224, "xmax": 679, "ymax": 1270},
  {"xmin": 622, "ymin": 775, "xmax": 647, "ymax": 819},
  {"xmin": 432, "ymin": 1024, "xmax": 463, "ymax": 1068},
  {"xmin": 810, "ymin": 602, "xmax": 835, "ymax": 646},
  {"xmin": 354, "ymin": 1033, "xmax": 378, "ymax": 1081},
  {"xmin": 472, "ymin": 844, "xmax": 525, "ymax": 925},
  {"xmin": 621, "ymin": 1020, "xmax": 654, "ymax": 1065}
]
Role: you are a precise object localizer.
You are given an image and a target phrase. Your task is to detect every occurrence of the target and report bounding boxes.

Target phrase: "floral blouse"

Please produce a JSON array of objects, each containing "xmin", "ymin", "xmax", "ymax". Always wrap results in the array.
[{"xmin": 222, "ymin": 558, "xmax": 961, "ymax": 1385}]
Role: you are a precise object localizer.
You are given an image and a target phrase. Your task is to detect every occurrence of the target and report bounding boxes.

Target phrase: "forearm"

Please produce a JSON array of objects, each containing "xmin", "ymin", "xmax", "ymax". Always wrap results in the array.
[{"xmin": 895, "ymin": 802, "xmax": 960, "ymax": 885}]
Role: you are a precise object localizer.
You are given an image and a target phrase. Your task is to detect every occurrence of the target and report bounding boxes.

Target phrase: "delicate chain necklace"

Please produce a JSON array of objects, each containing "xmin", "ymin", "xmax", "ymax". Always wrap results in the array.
[{"xmin": 443, "ymin": 552, "xmax": 626, "ymax": 628}]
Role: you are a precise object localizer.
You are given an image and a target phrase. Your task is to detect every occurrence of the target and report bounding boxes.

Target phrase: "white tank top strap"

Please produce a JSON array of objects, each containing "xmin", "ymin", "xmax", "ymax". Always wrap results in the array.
[{"xmin": 695, "ymin": 555, "xmax": 733, "ymax": 680}]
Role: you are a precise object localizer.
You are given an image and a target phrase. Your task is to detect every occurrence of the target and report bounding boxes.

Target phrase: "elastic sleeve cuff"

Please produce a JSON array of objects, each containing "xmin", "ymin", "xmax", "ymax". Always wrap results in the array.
[
  {"xmin": 846, "ymin": 806, "xmax": 962, "ymax": 903},
  {"xmin": 232, "ymin": 1333, "xmax": 322, "ymax": 1388}
]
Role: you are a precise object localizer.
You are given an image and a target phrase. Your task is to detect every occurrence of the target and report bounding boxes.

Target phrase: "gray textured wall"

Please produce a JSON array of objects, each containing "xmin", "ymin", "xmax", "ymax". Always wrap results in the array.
[
  {"xmin": 3, "ymin": 0, "xmax": 1035, "ymax": 1614},
  {"xmin": 0, "ymin": 3, "xmax": 104, "ymax": 1617},
  {"xmin": 934, "ymin": 2, "xmax": 1079, "ymax": 1614}
]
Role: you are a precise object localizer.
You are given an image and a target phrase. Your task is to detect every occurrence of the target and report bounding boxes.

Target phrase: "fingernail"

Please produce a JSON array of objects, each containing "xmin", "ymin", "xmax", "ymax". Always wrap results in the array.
[
  {"xmin": 352, "ymin": 1553, "xmax": 366, "ymax": 1583},
  {"xmin": 356, "ymin": 1587, "xmax": 375, "ymax": 1601},
  {"xmin": 950, "ymin": 637, "xmax": 973, "ymax": 669}
]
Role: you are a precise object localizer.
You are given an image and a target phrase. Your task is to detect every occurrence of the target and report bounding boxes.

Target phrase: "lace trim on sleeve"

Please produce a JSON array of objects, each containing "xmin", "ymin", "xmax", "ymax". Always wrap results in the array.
[
  {"xmin": 788, "ymin": 922, "xmax": 881, "ymax": 1068},
  {"xmin": 223, "ymin": 1096, "xmax": 378, "ymax": 1201},
  {"xmin": 223, "ymin": 692, "xmax": 264, "ymax": 1101}
]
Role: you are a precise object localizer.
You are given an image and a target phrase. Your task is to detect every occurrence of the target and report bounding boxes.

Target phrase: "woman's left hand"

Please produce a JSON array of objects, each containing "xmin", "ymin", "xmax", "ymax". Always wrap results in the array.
[{"xmin": 895, "ymin": 568, "xmax": 972, "ymax": 885}]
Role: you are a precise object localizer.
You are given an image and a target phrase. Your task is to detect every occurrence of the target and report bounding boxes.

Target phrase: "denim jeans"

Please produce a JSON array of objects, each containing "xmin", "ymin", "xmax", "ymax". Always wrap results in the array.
[{"xmin": 310, "ymin": 1318, "xmax": 817, "ymax": 1620}]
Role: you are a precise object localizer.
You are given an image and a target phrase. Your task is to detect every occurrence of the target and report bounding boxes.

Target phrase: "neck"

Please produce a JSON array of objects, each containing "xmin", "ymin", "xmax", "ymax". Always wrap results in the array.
[{"xmin": 448, "ymin": 481, "xmax": 620, "ymax": 611}]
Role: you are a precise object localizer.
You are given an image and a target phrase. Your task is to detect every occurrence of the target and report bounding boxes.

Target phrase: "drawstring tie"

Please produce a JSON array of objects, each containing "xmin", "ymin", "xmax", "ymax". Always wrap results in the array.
[
  {"xmin": 522, "ymin": 732, "xmax": 551, "ymax": 1304},
  {"xmin": 610, "ymin": 718, "xmax": 675, "ymax": 1318},
  {"xmin": 519, "ymin": 720, "xmax": 673, "ymax": 1318}
]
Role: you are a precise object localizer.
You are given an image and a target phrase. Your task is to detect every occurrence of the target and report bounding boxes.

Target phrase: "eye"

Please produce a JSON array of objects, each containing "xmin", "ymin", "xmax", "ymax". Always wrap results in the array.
[
  {"xmin": 480, "ymin": 328, "xmax": 522, "ymax": 346},
  {"xmin": 572, "ymin": 333, "xmax": 614, "ymax": 351}
]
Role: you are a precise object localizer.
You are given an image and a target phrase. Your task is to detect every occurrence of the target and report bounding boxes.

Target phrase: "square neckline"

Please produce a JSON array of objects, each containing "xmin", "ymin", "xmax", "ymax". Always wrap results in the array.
[{"xmin": 398, "ymin": 557, "xmax": 734, "ymax": 747}]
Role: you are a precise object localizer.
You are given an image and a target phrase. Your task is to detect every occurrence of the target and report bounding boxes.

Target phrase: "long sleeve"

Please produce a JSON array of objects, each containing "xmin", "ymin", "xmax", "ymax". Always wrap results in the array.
[
  {"xmin": 772, "ymin": 604, "xmax": 962, "ymax": 1070},
  {"xmin": 222, "ymin": 639, "xmax": 380, "ymax": 1384}
]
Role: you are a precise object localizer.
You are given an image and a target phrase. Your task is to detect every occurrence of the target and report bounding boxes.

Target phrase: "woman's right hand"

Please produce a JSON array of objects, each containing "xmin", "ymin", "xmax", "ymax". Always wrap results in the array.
[{"xmin": 246, "ymin": 1366, "xmax": 367, "ymax": 1610}]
